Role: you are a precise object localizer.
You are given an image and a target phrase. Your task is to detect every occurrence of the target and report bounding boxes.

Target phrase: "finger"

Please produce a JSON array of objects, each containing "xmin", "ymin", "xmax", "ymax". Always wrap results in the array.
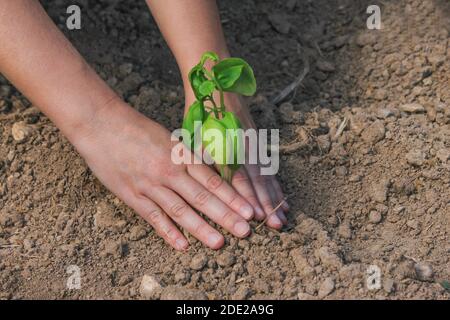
[
  {"xmin": 168, "ymin": 174, "xmax": 251, "ymax": 238},
  {"xmin": 246, "ymin": 165, "xmax": 283, "ymax": 229},
  {"xmin": 149, "ymin": 187, "xmax": 224, "ymax": 249},
  {"xmin": 187, "ymin": 164, "xmax": 254, "ymax": 220},
  {"xmin": 129, "ymin": 195, "xmax": 189, "ymax": 251},
  {"xmin": 270, "ymin": 176, "xmax": 289, "ymax": 212},
  {"xmin": 231, "ymin": 167, "xmax": 265, "ymax": 220},
  {"xmin": 266, "ymin": 180, "xmax": 288, "ymax": 225}
]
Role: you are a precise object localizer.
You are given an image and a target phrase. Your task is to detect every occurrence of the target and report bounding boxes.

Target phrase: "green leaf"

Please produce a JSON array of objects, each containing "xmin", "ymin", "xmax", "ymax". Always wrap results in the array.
[
  {"xmin": 200, "ymin": 51, "xmax": 219, "ymax": 66},
  {"xmin": 201, "ymin": 112, "xmax": 243, "ymax": 172},
  {"xmin": 440, "ymin": 280, "xmax": 450, "ymax": 292},
  {"xmin": 198, "ymin": 80, "xmax": 216, "ymax": 97},
  {"xmin": 216, "ymin": 65, "xmax": 244, "ymax": 89},
  {"xmin": 202, "ymin": 115, "xmax": 228, "ymax": 166},
  {"xmin": 221, "ymin": 112, "xmax": 243, "ymax": 171},
  {"xmin": 182, "ymin": 101, "xmax": 206, "ymax": 149},
  {"xmin": 212, "ymin": 58, "xmax": 257, "ymax": 96},
  {"xmin": 188, "ymin": 66, "xmax": 208, "ymax": 100}
]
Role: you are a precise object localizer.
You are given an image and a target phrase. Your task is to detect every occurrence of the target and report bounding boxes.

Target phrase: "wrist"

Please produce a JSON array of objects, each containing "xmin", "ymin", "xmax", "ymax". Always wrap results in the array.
[{"xmin": 67, "ymin": 94, "xmax": 125, "ymax": 150}]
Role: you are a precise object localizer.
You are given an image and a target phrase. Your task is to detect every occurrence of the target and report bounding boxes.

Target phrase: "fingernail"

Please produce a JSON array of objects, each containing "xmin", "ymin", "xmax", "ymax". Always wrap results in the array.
[
  {"xmin": 176, "ymin": 238, "xmax": 188, "ymax": 250},
  {"xmin": 277, "ymin": 211, "xmax": 288, "ymax": 224},
  {"xmin": 208, "ymin": 233, "xmax": 223, "ymax": 247},
  {"xmin": 240, "ymin": 204, "xmax": 254, "ymax": 219},
  {"xmin": 268, "ymin": 214, "xmax": 283, "ymax": 228},
  {"xmin": 255, "ymin": 207, "xmax": 265, "ymax": 220},
  {"xmin": 234, "ymin": 221, "xmax": 250, "ymax": 237}
]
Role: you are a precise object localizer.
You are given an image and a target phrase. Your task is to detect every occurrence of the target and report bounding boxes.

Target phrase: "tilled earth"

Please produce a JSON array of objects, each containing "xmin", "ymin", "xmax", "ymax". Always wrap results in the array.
[{"xmin": 0, "ymin": 0, "xmax": 449, "ymax": 299}]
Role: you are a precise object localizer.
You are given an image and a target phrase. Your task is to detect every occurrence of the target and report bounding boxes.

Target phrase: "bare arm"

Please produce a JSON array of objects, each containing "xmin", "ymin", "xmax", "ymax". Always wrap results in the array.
[
  {"xmin": 0, "ymin": 0, "xmax": 116, "ymax": 144},
  {"xmin": 146, "ymin": 0, "xmax": 229, "ymax": 107}
]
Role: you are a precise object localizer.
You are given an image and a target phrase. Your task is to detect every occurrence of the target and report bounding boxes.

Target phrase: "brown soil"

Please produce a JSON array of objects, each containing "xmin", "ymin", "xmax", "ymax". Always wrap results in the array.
[{"xmin": 0, "ymin": 0, "xmax": 449, "ymax": 300}]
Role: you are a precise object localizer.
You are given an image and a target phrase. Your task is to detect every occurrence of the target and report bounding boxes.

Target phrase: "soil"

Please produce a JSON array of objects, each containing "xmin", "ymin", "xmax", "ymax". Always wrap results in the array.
[{"xmin": 0, "ymin": 0, "xmax": 449, "ymax": 300}]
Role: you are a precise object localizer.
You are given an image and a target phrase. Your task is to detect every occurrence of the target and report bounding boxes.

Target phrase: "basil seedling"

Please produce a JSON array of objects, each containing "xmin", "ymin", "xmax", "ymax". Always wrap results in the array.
[{"xmin": 182, "ymin": 51, "xmax": 257, "ymax": 183}]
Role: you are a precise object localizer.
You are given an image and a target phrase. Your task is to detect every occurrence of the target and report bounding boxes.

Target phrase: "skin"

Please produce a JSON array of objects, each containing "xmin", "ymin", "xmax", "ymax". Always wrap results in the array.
[{"xmin": 0, "ymin": 0, "xmax": 288, "ymax": 251}]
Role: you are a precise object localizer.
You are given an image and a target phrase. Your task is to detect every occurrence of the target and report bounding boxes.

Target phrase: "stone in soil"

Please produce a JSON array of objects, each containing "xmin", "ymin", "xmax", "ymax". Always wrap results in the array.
[
  {"xmin": 129, "ymin": 225, "xmax": 147, "ymax": 241},
  {"xmin": 316, "ymin": 60, "xmax": 336, "ymax": 73},
  {"xmin": 268, "ymin": 13, "xmax": 291, "ymax": 34},
  {"xmin": 406, "ymin": 149, "xmax": 426, "ymax": 166},
  {"xmin": 337, "ymin": 221, "xmax": 352, "ymax": 239},
  {"xmin": 190, "ymin": 253, "xmax": 208, "ymax": 271},
  {"xmin": 361, "ymin": 120, "xmax": 385, "ymax": 144},
  {"xmin": 369, "ymin": 210, "xmax": 382, "ymax": 224},
  {"xmin": 370, "ymin": 179, "xmax": 390, "ymax": 203},
  {"xmin": 139, "ymin": 275, "xmax": 162, "ymax": 299},
  {"xmin": 216, "ymin": 251, "xmax": 236, "ymax": 268},
  {"xmin": 436, "ymin": 149, "xmax": 449, "ymax": 163},
  {"xmin": 383, "ymin": 278, "xmax": 395, "ymax": 293},
  {"xmin": 400, "ymin": 103, "xmax": 425, "ymax": 113},
  {"xmin": 93, "ymin": 201, "xmax": 127, "ymax": 231},
  {"xmin": 414, "ymin": 262, "xmax": 434, "ymax": 282},
  {"xmin": 290, "ymin": 248, "xmax": 315, "ymax": 277},
  {"xmin": 11, "ymin": 121, "xmax": 33, "ymax": 142},
  {"xmin": 318, "ymin": 277, "xmax": 335, "ymax": 299}
]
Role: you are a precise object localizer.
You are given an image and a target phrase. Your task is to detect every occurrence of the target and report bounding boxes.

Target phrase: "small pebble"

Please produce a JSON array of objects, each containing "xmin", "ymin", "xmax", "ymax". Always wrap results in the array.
[
  {"xmin": 318, "ymin": 277, "xmax": 335, "ymax": 299},
  {"xmin": 139, "ymin": 275, "xmax": 162, "ymax": 299},
  {"xmin": 406, "ymin": 149, "xmax": 426, "ymax": 166},
  {"xmin": 414, "ymin": 262, "xmax": 434, "ymax": 282},
  {"xmin": 11, "ymin": 121, "xmax": 33, "ymax": 142},
  {"xmin": 400, "ymin": 103, "xmax": 425, "ymax": 113},
  {"xmin": 369, "ymin": 210, "xmax": 382, "ymax": 224}
]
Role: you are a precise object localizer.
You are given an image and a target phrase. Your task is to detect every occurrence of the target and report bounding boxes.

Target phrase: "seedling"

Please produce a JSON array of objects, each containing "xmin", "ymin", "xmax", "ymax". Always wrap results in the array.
[{"xmin": 182, "ymin": 51, "xmax": 257, "ymax": 183}]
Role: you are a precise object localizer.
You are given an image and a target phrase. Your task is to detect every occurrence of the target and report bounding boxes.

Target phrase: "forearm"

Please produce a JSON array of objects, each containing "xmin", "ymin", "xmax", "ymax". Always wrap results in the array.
[
  {"xmin": 0, "ymin": 0, "xmax": 118, "ymax": 143},
  {"xmin": 146, "ymin": 0, "xmax": 230, "ymax": 105}
]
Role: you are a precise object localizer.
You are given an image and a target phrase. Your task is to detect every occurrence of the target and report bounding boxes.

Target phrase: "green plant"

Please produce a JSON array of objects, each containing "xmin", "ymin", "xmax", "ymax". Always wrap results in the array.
[{"xmin": 182, "ymin": 52, "xmax": 256, "ymax": 183}]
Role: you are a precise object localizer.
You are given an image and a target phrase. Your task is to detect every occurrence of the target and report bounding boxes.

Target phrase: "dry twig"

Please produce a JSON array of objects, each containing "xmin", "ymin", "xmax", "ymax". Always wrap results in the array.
[{"xmin": 271, "ymin": 49, "xmax": 310, "ymax": 105}]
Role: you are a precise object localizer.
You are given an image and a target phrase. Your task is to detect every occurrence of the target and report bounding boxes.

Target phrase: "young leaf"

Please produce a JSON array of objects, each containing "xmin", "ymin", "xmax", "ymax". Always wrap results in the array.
[
  {"xmin": 215, "ymin": 65, "xmax": 244, "ymax": 90},
  {"xmin": 202, "ymin": 115, "xmax": 228, "ymax": 166},
  {"xmin": 199, "ymin": 80, "xmax": 216, "ymax": 97},
  {"xmin": 221, "ymin": 111, "xmax": 243, "ymax": 171},
  {"xmin": 188, "ymin": 66, "xmax": 208, "ymax": 100},
  {"xmin": 200, "ymin": 51, "xmax": 219, "ymax": 66},
  {"xmin": 212, "ymin": 58, "xmax": 257, "ymax": 96},
  {"xmin": 182, "ymin": 100, "xmax": 206, "ymax": 149}
]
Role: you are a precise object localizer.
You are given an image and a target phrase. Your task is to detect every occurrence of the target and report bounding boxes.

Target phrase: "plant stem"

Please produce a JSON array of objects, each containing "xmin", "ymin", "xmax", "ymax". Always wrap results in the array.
[
  {"xmin": 219, "ymin": 88, "xmax": 225, "ymax": 116},
  {"xmin": 207, "ymin": 97, "xmax": 220, "ymax": 118},
  {"xmin": 221, "ymin": 166, "xmax": 234, "ymax": 184},
  {"xmin": 204, "ymin": 67, "xmax": 225, "ymax": 117}
]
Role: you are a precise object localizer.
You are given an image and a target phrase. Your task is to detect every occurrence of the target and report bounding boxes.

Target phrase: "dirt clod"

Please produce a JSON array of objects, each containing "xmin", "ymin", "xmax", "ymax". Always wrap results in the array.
[
  {"xmin": 139, "ymin": 275, "xmax": 162, "ymax": 299},
  {"xmin": 318, "ymin": 277, "xmax": 335, "ymax": 299},
  {"xmin": 361, "ymin": 120, "xmax": 385, "ymax": 144},
  {"xmin": 216, "ymin": 251, "xmax": 236, "ymax": 268},
  {"xmin": 11, "ymin": 121, "xmax": 33, "ymax": 142},
  {"xmin": 369, "ymin": 211, "xmax": 382, "ymax": 224},
  {"xmin": 190, "ymin": 254, "xmax": 208, "ymax": 271},
  {"xmin": 414, "ymin": 262, "xmax": 434, "ymax": 282},
  {"xmin": 400, "ymin": 103, "xmax": 425, "ymax": 114},
  {"xmin": 406, "ymin": 150, "xmax": 426, "ymax": 166}
]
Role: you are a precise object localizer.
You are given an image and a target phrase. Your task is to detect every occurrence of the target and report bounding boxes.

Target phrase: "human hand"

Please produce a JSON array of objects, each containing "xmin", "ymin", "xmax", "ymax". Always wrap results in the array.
[
  {"xmin": 72, "ymin": 100, "xmax": 255, "ymax": 250},
  {"xmin": 185, "ymin": 93, "xmax": 289, "ymax": 229}
]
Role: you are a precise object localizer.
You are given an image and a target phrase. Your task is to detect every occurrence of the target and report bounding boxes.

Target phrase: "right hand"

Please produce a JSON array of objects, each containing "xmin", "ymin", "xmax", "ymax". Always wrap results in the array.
[{"xmin": 73, "ymin": 100, "xmax": 254, "ymax": 250}]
